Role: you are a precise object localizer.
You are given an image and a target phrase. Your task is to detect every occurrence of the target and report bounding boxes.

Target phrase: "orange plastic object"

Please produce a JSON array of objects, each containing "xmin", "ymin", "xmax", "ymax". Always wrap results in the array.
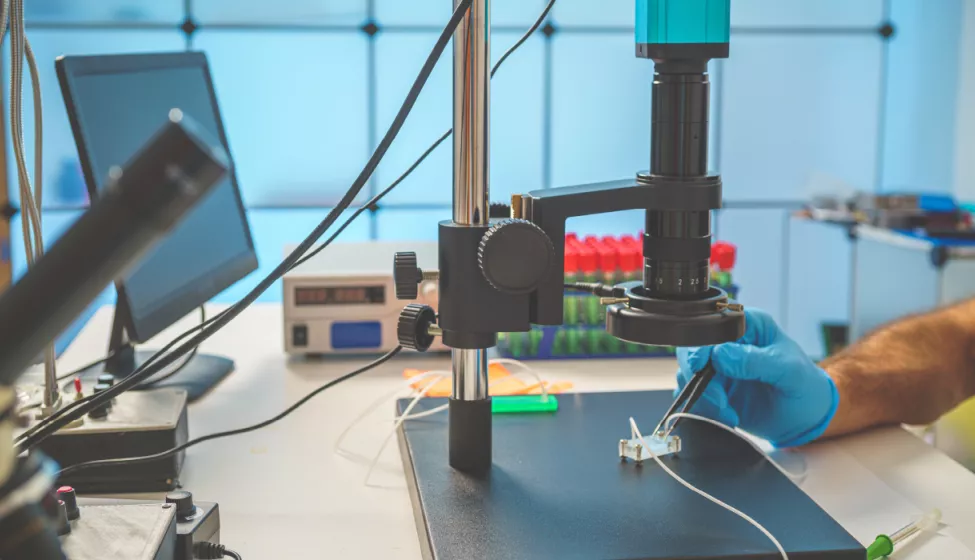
[{"xmin": 403, "ymin": 363, "xmax": 573, "ymax": 398}]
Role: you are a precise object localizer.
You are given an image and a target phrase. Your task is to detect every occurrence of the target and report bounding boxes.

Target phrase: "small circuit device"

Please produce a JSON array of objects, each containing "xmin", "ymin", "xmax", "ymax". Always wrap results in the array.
[
  {"xmin": 23, "ymin": 388, "xmax": 190, "ymax": 493},
  {"xmin": 284, "ymin": 242, "xmax": 445, "ymax": 355},
  {"xmin": 56, "ymin": 491, "xmax": 221, "ymax": 560}
]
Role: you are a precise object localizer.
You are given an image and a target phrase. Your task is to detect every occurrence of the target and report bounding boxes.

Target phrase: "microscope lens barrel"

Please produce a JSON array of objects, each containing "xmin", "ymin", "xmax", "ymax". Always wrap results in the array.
[{"xmin": 644, "ymin": 65, "xmax": 712, "ymax": 298}]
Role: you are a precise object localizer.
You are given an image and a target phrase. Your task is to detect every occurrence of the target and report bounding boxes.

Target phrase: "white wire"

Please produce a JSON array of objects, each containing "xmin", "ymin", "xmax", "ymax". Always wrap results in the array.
[
  {"xmin": 333, "ymin": 370, "xmax": 449, "ymax": 462},
  {"xmin": 364, "ymin": 375, "xmax": 441, "ymax": 485},
  {"xmin": 630, "ymin": 417, "xmax": 789, "ymax": 560},
  {"xmin": 336, "ymin": 358, "xmax": 552, "ymax": 484},
  {"xmin": 664, "ymin": 412, "xmax": 807, "ymax": 483}
]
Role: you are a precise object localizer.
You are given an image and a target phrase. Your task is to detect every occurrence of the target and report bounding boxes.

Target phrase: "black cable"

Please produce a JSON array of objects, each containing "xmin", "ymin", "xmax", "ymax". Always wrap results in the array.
[
  {"xmin": 58, "ymin": 347, "xmax": 401, "ymax": 477},
  {"xmin": 192, "ymin": 541, "xmax": 243, "ymax": 559},
  {"xmin": 15, "ymin": 2, "xmax": 473, "ymax": 453},
  {"xmin": 21, "ymin": 0, "xmax": 556, "ymax": 453},
  {"xmin": 137, "ymin": 306, "xmax": 206, "ymax": 388},
  {"xmin": 292, "ymin": 0, "xmax": 554, "ymax": 269},
  {"xmin": 18, "ymin": 307, "xmax": 224, "ymax": 446},
  {"xmin": 56, "ymin": 307, "xmax": 207, "ymax": 394},
  {"xmin": 564, "ymin": 282, "xmax": 625, "ymax": 297}
]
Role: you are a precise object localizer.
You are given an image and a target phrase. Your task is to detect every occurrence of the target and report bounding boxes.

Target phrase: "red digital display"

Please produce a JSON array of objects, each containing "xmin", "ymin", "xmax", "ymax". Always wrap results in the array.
[{"xmin": 294, "ymin": 285, "xmax": 385, "ymax": 306}]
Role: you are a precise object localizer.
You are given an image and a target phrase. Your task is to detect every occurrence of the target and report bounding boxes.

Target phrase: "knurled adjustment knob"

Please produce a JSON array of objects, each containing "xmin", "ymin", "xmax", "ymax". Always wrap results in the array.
[
  {"xmin": 478, "ymin": 219, "xmax": 555, "ymax": 295},
  {"xmin": 393, "ymin": 252, "xmax": 423, "ymax": 300},
  {"xmin": 397, "ymin": 304, "xmax": 437, "ymax": 352}
]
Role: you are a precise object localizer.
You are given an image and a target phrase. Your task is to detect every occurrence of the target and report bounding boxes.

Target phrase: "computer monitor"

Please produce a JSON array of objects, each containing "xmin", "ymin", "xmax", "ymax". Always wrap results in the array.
[{"xmin": 56, "ymin": 52, "xmax": 258, "ymax": 401}]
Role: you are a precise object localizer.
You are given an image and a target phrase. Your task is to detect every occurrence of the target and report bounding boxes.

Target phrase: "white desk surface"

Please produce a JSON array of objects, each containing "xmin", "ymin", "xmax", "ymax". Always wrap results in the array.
[{"xmin": 58, "ymin": 303, "xmax": 975, "ymax": 559}]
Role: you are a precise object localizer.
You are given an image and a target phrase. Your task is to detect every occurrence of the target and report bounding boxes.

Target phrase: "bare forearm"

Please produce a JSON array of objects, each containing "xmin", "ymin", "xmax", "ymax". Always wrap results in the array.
[{"xmin": 820, "ymin": 299, "xmax": 975, "ymax": 438}]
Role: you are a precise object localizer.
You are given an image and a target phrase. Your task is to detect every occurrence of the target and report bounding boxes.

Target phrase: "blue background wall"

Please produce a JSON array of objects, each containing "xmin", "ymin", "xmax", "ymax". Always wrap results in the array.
[{"xmin": 3, "ymin": 0, "xmax": 968, "ymax": 357}]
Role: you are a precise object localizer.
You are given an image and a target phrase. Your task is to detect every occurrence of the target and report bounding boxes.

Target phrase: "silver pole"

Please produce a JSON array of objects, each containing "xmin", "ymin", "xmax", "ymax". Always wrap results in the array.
[
  {"xmin": 452, "ymin": 0, "xmax": 490, "ymax": 226},
  {"xmin": 452, "ymin": 348, "xmax": 489, "ymax": 400},
  {"xmin": 451, "ymin": 0, "xmax": 490, "ymax": 402}
]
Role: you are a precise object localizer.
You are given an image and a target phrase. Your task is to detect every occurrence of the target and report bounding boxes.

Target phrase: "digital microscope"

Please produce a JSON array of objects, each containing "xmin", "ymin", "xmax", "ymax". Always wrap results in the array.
[{"xmin": 392, "ymin": 0, "xmax": 745, "ymax": 474}]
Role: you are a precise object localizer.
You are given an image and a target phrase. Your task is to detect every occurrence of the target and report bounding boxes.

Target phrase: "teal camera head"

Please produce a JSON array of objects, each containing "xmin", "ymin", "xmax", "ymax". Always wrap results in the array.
[{"xmin": 636, "ymin": 0, "xmax": 730, "ymax": 61}]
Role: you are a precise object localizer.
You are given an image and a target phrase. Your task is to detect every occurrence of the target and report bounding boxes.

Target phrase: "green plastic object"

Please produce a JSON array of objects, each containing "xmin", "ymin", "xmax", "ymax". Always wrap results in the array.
[
  {"xmin": 493, "ymin": 395, "xmax": 559, "ymax": 414},
  {"xmin": 866, "ymin": 535, "xmax": 893, "ymax": 560},
  {"xmin": 636, "ymin": 0, "xmax": 731, "ymax": 45}
]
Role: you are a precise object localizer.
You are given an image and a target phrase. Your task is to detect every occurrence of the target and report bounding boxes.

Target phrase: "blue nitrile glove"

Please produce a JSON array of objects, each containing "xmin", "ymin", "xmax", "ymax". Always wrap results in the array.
[{"xmin": 676, "ymin": 309, "xmax": 839, "ymax": 447}]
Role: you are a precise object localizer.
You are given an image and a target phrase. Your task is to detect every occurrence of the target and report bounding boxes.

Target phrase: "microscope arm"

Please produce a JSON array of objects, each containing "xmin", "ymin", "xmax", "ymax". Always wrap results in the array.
[{"xmin": 515, "ymin": 176, "xmax": 722, "ymax": 326}]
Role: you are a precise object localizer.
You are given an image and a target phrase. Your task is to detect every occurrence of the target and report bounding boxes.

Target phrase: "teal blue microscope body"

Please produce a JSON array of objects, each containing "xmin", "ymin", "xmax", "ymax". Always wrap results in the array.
[{"xmin": 635, "ymin": 0, "xmax": 730, "ymax": 60}]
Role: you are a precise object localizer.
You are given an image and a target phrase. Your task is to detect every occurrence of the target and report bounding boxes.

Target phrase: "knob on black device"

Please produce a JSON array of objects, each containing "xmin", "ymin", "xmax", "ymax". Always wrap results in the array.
[
  {"xmin": 57, "ymin": 486, "xmax": 80, "ymax": 521},
  {"xmin": 478, "ymin": 219, "xmax": 555, "ymax": 295},
  {"xmin": 394, "ymin": 252, "xmax": 422, "ymax": 300},
  {"xmin": 398, "ymin": 304, "xmax": 437, "ymax": 352},
  {"xmin": 166, "ymin": 490, "xmax": 196, "ymax": 520}
]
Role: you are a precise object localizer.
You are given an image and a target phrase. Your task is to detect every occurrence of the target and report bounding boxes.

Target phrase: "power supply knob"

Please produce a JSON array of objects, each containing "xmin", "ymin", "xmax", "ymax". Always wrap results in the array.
[
  {"xmin": 165, "ymin": 490, "xmax": 195, "ymax": 521},
  {"xmin": 478, "ymin": 219, "xmax": 555, "ymax": 295},
  {"xmin": 57, "ymin": 486, "xmax": 80, "ymax": 520},
  {"xmin": 393, "ymin": 252, "xmax": 422, "ymax": 300},
  {"xmin": 397, "ymin": 304, "xmax": 438, "ymax": 352}
]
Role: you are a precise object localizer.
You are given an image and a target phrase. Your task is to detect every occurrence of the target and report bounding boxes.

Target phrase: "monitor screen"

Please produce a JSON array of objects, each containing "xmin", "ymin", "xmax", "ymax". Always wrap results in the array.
[{"xmin": 59, "ymin": 53, "xmax": 257, "ymax": 342}]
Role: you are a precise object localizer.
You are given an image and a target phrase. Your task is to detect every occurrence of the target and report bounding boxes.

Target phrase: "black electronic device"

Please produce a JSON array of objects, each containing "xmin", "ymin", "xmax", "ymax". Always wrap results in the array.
[
  {"xmin": 0, "ymin": 112, "xmax": 230, "ymax": 387},
  {"xmin": 56, "ymin": 51, "xmax": 258, "ymax": 402},
  {"xmin": 36, "ymin": 388, "xmax": 189, "ymax": 493}
]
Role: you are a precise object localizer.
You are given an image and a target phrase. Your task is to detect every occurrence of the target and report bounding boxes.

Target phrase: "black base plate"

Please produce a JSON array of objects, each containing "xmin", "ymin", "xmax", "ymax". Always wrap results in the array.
[{"xmin": 397, "ymin": 390, "xmax": 864, "ymax": 560}]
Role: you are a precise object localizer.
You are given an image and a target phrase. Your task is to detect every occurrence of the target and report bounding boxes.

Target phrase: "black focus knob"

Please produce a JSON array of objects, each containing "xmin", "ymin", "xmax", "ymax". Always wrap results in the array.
[
  {"xmin": 478, "ymin": 219, "xmax": 555, "ymax": 295},
  {"xmin": 165, "ymin": 490, "xmax": 195, "ymax": 520},
  {"xmin": 393, "ymin": 252, "xmax": 422, "ymax": 300},
  {"xmin": 489, "ymin": 202, "xmax": 511, "ymax": 219},
  {"xmin": 397, "ymin": 304, "xmax": 437, "ymax": 352},
  {"xmin": 57, "ymin": 486, "xmax": 80, "ymax": 520}
]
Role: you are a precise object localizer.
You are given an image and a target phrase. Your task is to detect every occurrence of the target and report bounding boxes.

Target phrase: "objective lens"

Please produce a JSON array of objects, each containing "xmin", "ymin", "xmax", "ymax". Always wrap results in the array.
[{"xmin": 644, "ymin": 210, "xmax": 710, "ymax": 298}]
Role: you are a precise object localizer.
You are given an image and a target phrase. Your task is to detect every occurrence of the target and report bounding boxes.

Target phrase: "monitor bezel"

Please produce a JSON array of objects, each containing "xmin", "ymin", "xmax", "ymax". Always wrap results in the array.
[{"xmin": 56, "ymin": 51, "xmax": 258, "ymax": 343}]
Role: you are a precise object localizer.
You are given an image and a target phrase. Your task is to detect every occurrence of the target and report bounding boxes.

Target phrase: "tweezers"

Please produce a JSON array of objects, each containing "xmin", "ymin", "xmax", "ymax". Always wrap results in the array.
[{"xmin": 651, "ymin": 358, "xmax": 717, "ymax": 438}]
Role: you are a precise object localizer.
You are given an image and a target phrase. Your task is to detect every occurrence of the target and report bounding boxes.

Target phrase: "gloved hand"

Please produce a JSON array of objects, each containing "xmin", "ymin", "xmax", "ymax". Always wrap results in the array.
[{"xmin": 676, "ymin": 309, "xmax": 839, "ymax": 447}]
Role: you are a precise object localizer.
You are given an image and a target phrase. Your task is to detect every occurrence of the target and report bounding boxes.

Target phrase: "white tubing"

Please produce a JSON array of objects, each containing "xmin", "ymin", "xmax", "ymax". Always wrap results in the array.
[
  {"xmin": 665, "ymin": 412, "xmax": 807, "ymax": 482},
  {"xmin": 630, "ymin": 417, "xmax": 788, "ymax": 560}
]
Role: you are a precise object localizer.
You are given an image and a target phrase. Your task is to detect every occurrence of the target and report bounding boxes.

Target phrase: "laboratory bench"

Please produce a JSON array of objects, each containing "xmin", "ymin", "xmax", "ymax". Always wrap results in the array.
[{"xmin": 57, "ymin": 303, "xmax": 975, "ymax": 559}]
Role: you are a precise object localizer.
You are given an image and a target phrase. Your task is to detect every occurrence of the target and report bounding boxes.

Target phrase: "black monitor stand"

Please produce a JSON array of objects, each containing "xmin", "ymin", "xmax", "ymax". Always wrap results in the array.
[{"xmin": 72, "ymin": 298, "xmax": 234, "ymax": 403}]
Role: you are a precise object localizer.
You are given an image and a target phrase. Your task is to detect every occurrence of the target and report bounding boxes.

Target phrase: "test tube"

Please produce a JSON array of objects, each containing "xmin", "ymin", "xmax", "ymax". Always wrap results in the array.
[
  {"xmin": 576, "ymin": 242, "xmax": 599, "ymax": 326},
  {"xmin": 564, "ymin": 237, "xmax": 580, "ymax": 325}
]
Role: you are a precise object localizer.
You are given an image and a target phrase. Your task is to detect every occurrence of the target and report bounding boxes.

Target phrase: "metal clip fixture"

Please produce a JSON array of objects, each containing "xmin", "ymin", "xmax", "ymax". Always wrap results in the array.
[
  {"xmin": 600, "ymin": 297, "xmax": 630, "ymax": 306},
  {"xmin": 716, "ymin": 301, "xmax": 744, "ymax": 312}
]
